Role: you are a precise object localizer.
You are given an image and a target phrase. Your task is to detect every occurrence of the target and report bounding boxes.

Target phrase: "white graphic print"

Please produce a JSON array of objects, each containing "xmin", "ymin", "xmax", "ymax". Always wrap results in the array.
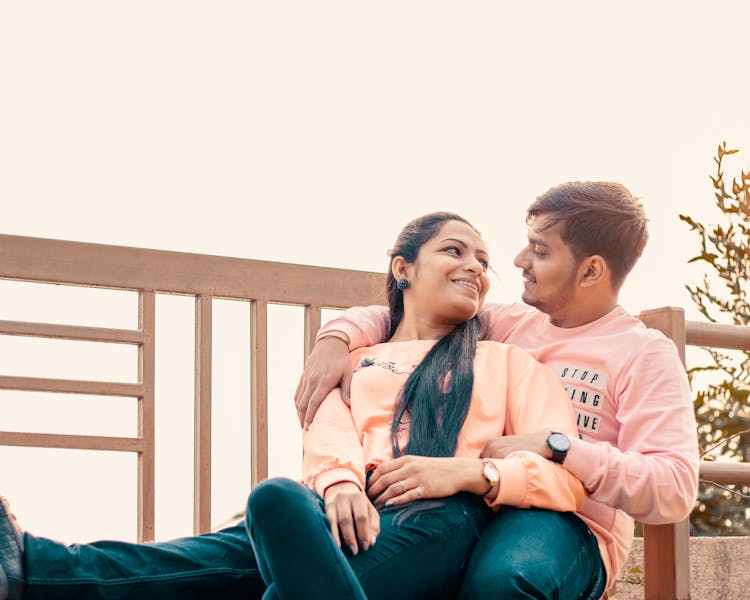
[
  {"xmin": 575, "ymin": 409, "xmax": 600, "ymax": 433},
  {"xmin": 557, "ymin": 366, "xmax": 606, "ymax": 388},
  {"xmin": 557, "ymin": 365, "xmax": 606, "ymax": 434},
  {"xmin": 564, "ymin": 386, "xmax": 602, "ymax": 408}
]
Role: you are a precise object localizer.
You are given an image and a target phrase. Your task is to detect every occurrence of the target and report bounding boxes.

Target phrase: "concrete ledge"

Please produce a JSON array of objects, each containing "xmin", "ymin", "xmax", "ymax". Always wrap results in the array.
[{"xmin": 613, "ymin": 536, "xmax": 750, "ymax": 599}]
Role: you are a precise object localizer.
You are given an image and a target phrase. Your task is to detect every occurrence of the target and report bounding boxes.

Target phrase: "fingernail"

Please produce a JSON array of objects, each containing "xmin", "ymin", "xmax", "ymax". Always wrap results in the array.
[
  {"xmin": 385, "ymin": 499, "xmax": 394, "ymax": 507},
  {"xmin": 371, "ymin": 535, "xmax": 377, "ymax": 546},
  {"xmin": 303, "ymin": 421, "xmax": 309, "ymax": 430},
  {"xmin": 361, "ymin": 540, "xmax": 370, "ymax": 552},
  {"xmin": 349, "ymin": 545, "xmax": 358, "ymax": 556}
]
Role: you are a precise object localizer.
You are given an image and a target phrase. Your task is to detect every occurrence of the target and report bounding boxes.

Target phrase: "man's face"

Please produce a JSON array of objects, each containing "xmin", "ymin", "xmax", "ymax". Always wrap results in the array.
[{"xmin": 513, "ymin": 213, "xmax": 580, "ymax": 317}]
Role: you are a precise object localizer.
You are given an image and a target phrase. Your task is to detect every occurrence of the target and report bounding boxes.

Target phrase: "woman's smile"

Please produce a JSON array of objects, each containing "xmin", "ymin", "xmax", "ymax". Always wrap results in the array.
[{"xmin": 451, "ymin": 277, "xmax": 481, "ymax": 295}]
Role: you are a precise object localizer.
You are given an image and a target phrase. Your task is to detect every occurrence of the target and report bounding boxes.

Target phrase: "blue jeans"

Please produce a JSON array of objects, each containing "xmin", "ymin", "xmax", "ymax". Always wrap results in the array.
[
  {"xmin": 23, "ymin": 523, "xmax": 265, "ymax": 599},
  {"xmin": 21, "ymin": 478, "xmax": 490, "ymax": 600},
  {"xmin": 246, "ymin": 478, "xmax": 492, "ymax": 600},
  {"xmin": 457, "ymin": 507, "xmax": 606, "ymax": 600}
]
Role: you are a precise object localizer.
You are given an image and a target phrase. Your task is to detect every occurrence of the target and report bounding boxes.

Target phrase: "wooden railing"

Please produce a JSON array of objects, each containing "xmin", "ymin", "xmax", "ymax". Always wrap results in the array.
[
  {"xmin": 638, "ymin": 307, "xmax": 750, "ymax": 600},
  {"xmin": 2, "ymin": 235, "xmax": 749, "ymax": 598},
  {"xmin": 0, "ymin": 233, "xmax": 386, "ymax": 542}
]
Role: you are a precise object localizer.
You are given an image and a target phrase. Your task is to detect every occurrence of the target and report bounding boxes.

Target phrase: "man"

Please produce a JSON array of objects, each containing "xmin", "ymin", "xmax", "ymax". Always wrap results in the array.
[{"xmin": 294, "ymin": 181, "xmax": 699, "ymax": 598}]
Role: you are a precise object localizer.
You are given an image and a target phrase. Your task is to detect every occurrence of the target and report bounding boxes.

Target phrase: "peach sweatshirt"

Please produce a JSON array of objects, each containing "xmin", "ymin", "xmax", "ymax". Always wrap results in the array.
[
  {"xmin": 304, "ymin": 340, "xmax": 586, "ymax": 512},
  {"xmin": 316, "ymin": 304, "xmax": 699, "ymax": 590}
]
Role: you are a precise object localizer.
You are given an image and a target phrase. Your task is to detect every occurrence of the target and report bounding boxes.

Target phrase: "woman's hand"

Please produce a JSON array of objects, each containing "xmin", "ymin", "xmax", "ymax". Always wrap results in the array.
[
  {"xmin": 367, "ymin": 456, "xmax": 487, "ymax": 507},
  {"xmin": 323, "ymin": 482, "xmax": 380, "ymax": 555},
  {"xmin": 294, "ymin": 337, "xmax": 353, "ymax": 428}
]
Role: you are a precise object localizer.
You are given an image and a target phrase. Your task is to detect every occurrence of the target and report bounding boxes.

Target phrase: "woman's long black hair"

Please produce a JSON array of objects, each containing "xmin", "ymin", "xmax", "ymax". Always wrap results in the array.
[{"xmin": 387, "ymin": 212, "xmax": 484, "ymax": 458}]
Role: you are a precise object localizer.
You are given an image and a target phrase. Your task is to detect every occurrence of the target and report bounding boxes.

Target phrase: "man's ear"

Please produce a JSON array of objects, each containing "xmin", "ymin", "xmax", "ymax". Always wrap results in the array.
[{"xmin": 579, "ymin": 255, "xmax": 608, "ymax": 287}]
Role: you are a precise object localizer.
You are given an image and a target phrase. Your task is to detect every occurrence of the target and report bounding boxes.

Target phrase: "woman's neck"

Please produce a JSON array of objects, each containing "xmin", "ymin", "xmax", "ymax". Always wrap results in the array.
[{"xmin": 389, "ymin": 314, "xmax": 456, "ymax": 342}]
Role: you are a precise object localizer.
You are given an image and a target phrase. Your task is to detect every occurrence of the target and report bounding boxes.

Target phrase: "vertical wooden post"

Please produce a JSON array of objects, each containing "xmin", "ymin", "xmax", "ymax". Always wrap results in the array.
[
  {"xmin": 304, "ymin": 305, "xmax": 322, "ymax": 362},
  {"xmin": 643, "ymin": 520, "xmax": 692, "ymax": 600},
  {"xmin": 638, "ymin": 306, "xmax": 687, "ymax": 365},
  {"xmin": 638, "ymin": 307, "xmax": 690, "ymax": 599},
  {"xmin": 194, "ymin": 294, "xmax": 212, "ymax": 534},
  {"xmin": 137, "ymin": 290, "xmax": 156, "ymax": 543},
  {"xmin": 251, "ymin": 299, "xmax": 269, "ymax": 486}
]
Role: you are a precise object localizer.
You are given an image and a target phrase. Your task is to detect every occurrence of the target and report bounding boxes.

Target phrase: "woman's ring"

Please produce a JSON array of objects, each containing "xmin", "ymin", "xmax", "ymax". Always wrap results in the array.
[{"xmin": 398, "ymin": 480, "xmax": 408, "ymax": 493}]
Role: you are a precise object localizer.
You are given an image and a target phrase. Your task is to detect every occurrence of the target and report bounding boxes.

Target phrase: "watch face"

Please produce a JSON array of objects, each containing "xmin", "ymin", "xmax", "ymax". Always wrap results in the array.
[
  {"xmin": 483, "ymin": 461, "xmax": 499, "ymax": 485},
  {"xmin": 548, "ymin": 432, "xmax": 571, "ymax": 452}
]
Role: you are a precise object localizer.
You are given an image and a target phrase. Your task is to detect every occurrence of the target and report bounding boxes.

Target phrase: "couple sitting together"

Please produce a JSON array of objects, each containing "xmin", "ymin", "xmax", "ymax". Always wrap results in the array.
[{"xmin": 1, "ymin": 181, "xmax": 699, "ymax": 599}]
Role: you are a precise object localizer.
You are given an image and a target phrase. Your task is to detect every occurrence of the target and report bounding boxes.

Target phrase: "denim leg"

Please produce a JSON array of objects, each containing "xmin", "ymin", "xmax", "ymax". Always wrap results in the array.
[
  {"xmin": 458, "ymin": 507, "xmax": 606, "ymax": 600},
  {"xmin": 246, "ymin": 478, "xmax": 492, "ymax": 600},
  {"xmin": 351, "ymin": 495, "xmax": 492, "ymax": 600},
  {"xmin": 245, "ymin": 478, "xmax": 367, "ymax": 600},
  {"xmin": 23, "ymin": 523, "xmax": 265, "ymax": 600}
]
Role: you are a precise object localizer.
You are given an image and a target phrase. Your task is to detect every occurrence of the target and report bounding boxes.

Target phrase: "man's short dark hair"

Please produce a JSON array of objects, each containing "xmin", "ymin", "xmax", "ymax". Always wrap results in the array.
[{"xmin": 527, "ymin": 181, "xmax": 649, "ymax": 289}]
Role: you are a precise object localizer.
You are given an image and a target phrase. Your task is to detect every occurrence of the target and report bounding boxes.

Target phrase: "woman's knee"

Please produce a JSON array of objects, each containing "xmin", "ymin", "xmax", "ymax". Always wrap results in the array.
[{"xmin": 245, "ymin": 478, "xmax": 310, "ymax": 528}]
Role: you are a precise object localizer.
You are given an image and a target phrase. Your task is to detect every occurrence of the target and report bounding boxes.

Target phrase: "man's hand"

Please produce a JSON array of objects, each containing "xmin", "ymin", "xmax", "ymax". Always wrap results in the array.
[
  {"xmin": 480, "ymin": 431, "xmax": 552, "ymax": 460},
  {"xmin": 367, "ymin": 456, "xmax": 487, "ymax": 507},
  {"xmin": 324, "ymin": 482, "xmax": 380, "ymax": 555},
  {"xmin": 294, "ymin": 337, "xmax": 352, "ymax": 428}
]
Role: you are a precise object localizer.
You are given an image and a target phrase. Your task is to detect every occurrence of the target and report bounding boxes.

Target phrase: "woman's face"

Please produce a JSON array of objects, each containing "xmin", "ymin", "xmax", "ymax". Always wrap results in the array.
[{"xmin": 400, "ymin": 220, "xmax": 490, "ymax": 325}]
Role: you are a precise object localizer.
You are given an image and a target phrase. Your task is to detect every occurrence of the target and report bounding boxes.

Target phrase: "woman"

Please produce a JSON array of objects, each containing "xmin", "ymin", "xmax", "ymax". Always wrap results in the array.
[
  {"xmin": 244, "ymin": 212, "xmax": 585, "ymax": 600},
  {"xmin": 0, "ymin": 212, "xmax": 582, "ymax": 600}
]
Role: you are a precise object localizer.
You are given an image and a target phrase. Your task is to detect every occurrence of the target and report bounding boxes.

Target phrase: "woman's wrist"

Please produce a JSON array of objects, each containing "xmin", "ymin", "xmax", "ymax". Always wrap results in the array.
[
  {"xmin": 323, "ymin": 480, "xmax": 362, "ymax": 501},
  {"xmin": 455, "ymin": 458, "xmax": 496, "ymax": 496},
  {"xmin": 479, "ymin": 458, "xmax": 500, "ymax": 499}
]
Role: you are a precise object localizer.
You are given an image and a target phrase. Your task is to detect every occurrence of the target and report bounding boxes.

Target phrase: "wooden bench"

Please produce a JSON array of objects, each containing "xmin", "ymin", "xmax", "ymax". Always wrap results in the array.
[
  {"xmin": 0, "ymin": 233, "xmax": 385, "ymax": 539},
  {"xmin": 636, "ymin": 308, "xmax": 750, "ymax": 599},
  {"xmin": 1, "ymin": 233, "xmax": 748, "ymax": 598}
]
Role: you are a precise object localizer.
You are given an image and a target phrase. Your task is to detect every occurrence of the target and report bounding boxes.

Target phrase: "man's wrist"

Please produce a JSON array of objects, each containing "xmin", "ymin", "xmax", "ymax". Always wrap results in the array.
[
  {"xmin": 546, "ymin": 431, "xmax": 571, "ymax": 464},
  {"xmin": 316, "ymin": 331, "xmax": 351, "ymax": 347}
]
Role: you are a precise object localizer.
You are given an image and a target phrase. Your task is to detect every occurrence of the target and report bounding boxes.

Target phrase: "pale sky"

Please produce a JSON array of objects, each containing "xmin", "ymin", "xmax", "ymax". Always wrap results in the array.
[{"xmin": 1, "ymin": 2, "xmax": 750, "ymax": 543}]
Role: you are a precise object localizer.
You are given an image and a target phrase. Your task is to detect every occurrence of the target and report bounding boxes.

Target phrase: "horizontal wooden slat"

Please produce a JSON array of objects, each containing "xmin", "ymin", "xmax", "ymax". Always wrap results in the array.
[
  {"xmin": 0, "ymin": 234, "xmax": 387, "ymax": 308},
  {"xmin": 686, "ymin": 320, "xmax": 750, "ymax": 352},
  {"xmin": 0, "ymin": 319, "xmax": 143, "ymax": 344},
  {"xmin": 700, "ymin": 461, "xmax": 750, "ymax": 486},
  {"xmin": 0, "ymin": 376, "xmax": 142, "ymax": 397},
  {"xmin": 0, "ymin": 431, "xmax": 143, "ymax": 452}
]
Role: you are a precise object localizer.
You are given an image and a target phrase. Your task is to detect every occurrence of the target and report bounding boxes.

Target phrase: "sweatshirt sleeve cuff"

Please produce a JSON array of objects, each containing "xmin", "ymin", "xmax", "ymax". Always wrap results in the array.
[
  {"xmin": 312, "ymin": 468, "xmax": 363, "ymax": 498},
  {"xmin": 491, "ymin": 459, "xmax": 529, "ymax": 507},
  {"xmin": 316, "ymin": 320, "xmax": 360, "ymax": 348},
  {"xmin": 562, "ymin": 437, "xmax": 601, "ymax": 492}
]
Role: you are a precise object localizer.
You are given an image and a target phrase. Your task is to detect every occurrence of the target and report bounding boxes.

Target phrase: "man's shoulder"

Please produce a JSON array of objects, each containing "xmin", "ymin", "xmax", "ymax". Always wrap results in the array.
[
  {"xmin": 476, "ymin": 339, "xmax": 544, "ymax": 366},
  {"xmin": 481, "ymin": 302, "xmax": 541, "ymax": 336},
  {"xmin": 590, "ymin": 308, "xmax": 685, "ymax": 374},
  {"xmin": 602, "ymin": 307, "xmax": 680, "ymax": 349},
  {"xmin": 483, "ymin": 301, "xmax": 536, "ymax": 319}
]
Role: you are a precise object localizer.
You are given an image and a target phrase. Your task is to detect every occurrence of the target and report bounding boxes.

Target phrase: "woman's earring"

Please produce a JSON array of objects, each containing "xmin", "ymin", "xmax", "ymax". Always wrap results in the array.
[{"xmin": 396, "ymin": 277, "xmax": 410, "ymax": 291}]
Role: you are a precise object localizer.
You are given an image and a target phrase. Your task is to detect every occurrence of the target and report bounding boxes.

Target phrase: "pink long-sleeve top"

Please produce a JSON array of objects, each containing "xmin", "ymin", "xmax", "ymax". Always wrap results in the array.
[
  {"xmin": 316, "ymin": 303, "xmax": 699, "ymax": 591},
  {"xmin": 303, "ymin": 339, "xmax": 586, "ymax": 512}
]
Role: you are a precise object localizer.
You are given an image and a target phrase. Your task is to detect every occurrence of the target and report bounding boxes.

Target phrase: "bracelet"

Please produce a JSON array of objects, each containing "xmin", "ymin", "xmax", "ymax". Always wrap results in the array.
[{"xmin": 316, "ymin": 331, "xmax": 350, "ymax": 346}]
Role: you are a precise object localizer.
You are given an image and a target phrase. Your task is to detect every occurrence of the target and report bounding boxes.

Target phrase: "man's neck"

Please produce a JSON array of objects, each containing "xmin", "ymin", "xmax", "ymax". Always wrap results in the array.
[{"xmin": 547, "ymin": 300, "xmax": 618, "ymax": 328}]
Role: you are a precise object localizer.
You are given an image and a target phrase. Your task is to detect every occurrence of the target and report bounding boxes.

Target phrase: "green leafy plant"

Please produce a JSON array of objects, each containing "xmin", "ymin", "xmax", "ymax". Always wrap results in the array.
[{"xmin": 679, "ymin": 142, "xmax": 750, "ymax": 535}]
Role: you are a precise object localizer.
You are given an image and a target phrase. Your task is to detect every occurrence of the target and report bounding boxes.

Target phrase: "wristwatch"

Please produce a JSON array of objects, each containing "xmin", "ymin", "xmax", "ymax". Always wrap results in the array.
[
  {"xmin": 480, "ymin": 458, "xmax": 500, "ymax": 496},
  {"xmin": 546, "ymin": 432, "xmax": 571, "ymax": 464}
]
